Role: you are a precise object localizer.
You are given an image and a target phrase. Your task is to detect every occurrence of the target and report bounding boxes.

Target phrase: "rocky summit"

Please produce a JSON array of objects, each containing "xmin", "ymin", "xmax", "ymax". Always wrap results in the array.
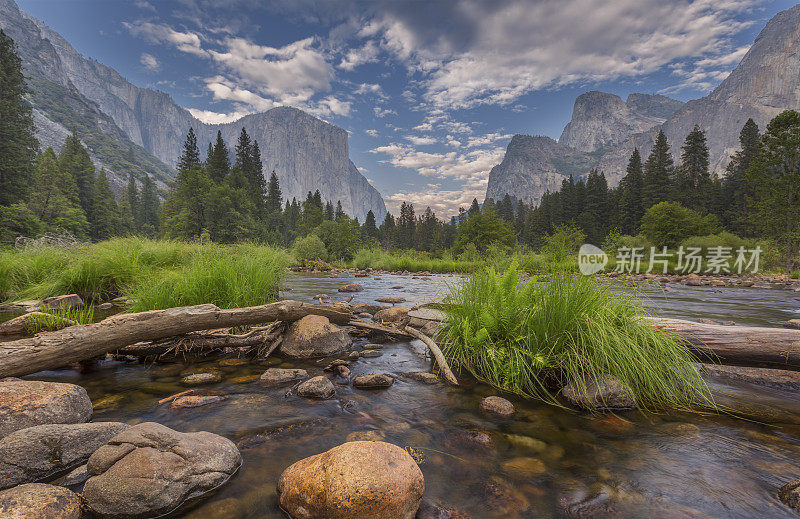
[
  {"xmin": 486, "ymin": 4, "xmax": 800, "ymax": 205},
  {"xmin": 0, "ymin": 0, "xmax": 386, "ymax": 221}
]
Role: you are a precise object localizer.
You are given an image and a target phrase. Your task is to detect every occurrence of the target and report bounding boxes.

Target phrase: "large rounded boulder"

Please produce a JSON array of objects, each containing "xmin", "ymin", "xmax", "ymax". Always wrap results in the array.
[
  {"xmin": 278, "ymin": 441, "xmax": 424, "ymax": 519},
  {"xmin": 279, "ymin": 315, "xmax": 352, "ymax": 358},
  {"xmin": 0, "ymin": 483, "xmax": 82, "ymax": 519},
  {"xmin": 0, "ymin": 379, "xmax": 92, "ymax": 438},
  {"xmin": 83, "ymin": 422, "xmax": 241, "ymax": 519},
  {"xmin": 0, "ymin": 421, "xmax": 129, "ymax": 489}
]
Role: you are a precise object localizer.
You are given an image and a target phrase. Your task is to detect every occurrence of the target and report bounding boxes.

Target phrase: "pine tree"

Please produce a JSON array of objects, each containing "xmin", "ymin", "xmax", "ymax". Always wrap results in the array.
[
  {"xmin": 125, "ymin": 173, "xmax": 140, "ymax": 232},
  {"xmin": 642, "ymin": 130, "xmax": 675, "ymax": 208},
  {"xmin": 617, "ymin": 148, "xmax": 645, "ymax": 234},
  {"xmin": 59, "ymin": 132, "xmax": 96, "ymax": 219},
  {"xmin": 206, "ymin": 131, "xmax": 230, "ymax": 182},
  {"xmin": 675, "ymin": 125, "xmax": 711, "ymax": 211},
  {"xmin": 0, "ymin": 29, "xmax": 38, "ymax": 206},
  {"xmin": 584, "ymin": 169, "xmax": 608, "ymax": 243},
  {"xmin": 379, "ymin": 212, "xmax": 397, "ymax": 248},
  {"xmin": 724, "ymin": 119, "xmax": 760, "ymax": 234},
  {"xmin": 91, "ymin": 169, "xmax": 121, "ymax": 240},
  {"xmin": 335, "ymin": 200, "xmax": 345, "ymax": 221},
  {"xmin": 362, "ymin": 210, "xmax": 377, "ymax": 238},
  {"xmin": 177, "ymin": 128, "xmax": 201, "ymax": 171},
  {"xmin": 139, "ymin": 174, "xmax": 160, "ymax": 236},
  {"xmin": 29, "ymin": 148, "xmax": 87, "ymax": 237},
  {"xmin": 398, "ymin": 202, "xmax": 416, "ymax": 249},
  {"xmin": 266, "ymin": 170, "xmax": 283, "ymax": 214},
  {"xmin": 468, "ymin": 198, "xmax": 481, "ymax": 218},
  {"xmin": 324, "ymin": 201, "xmax": 334, "ymax": 221},
  {"xmin": 235, "ymin": 128, "xmax": 266, "ymax": 216}
]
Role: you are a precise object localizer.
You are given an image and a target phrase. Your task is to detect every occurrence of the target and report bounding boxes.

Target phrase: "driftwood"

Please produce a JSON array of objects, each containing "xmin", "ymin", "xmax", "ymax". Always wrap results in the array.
[
  {"xmin": 403, "ymin": 325, "xmax": 459, "ymax": 385},
  {"xmin": 347, "ymin": 319, "xmax": 412, "ymax": 337},
  {"xmin": 645, "ymin": 317, "xmax": 800, "ymax": 371},
  {"xmin": 0, "ymin": 300, "xmax": 352, "ymax": 378}
]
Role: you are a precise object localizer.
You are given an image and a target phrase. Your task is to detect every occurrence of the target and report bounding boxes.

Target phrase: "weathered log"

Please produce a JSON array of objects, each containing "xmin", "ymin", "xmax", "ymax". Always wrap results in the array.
[
  {"xmin": 403, "ymin": 325, "xmax": 459, "ymax": 385},
  {"xmin": 0, "ymin": 301, "xmax": 352, "ymax": 378},
  {"xmin": 645, "ymin": 317, "xmax": 800, "ymax": 371},
  {"xmin": 118, "ymin": 323, "xmax": 284, "ymax": 358}
]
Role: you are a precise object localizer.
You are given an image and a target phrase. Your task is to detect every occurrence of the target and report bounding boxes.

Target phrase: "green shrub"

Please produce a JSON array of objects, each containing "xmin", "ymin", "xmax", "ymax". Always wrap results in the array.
[
  {"xmin": 680, "ymin": 232, "xmax": 746, "ymax": 254},
  {"xmin": 542, "ymin": 224, "xmax": 586, "ymax": 266},
  {"xmin": 640, "ymin": 202, "xmax": 720, "ymax": 248},
  {"xmin": 292, "ymin": 234, "xmax": 328, "ymax": 264},
  {"xmin": 440, "ymin": 263, "xmax": 712, "ymax": 411}
]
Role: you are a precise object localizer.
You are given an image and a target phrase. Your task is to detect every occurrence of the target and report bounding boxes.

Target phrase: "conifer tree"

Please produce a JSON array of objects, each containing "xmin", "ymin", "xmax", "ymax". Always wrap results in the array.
[
  {"xmin": 206, "ymin": 131, "xmax": 230, "ymax": 182},
  {"xmin": 139, "ymin": 174, "xmax": 160, "ymax": 235},
  {"xmin": 0, "ymin": 29, "xmax": 38, "ymax": 206},
  {"xmin": 125, "ymin": 173, "xmax": 140, "ymax": 231},
  {"xmin": 59, "ymin": 132, "xmax": 96, "ymax": 218},
  {"xmin": 379, "ymin": 212, "xmax": 397, "ymax": 248},
  {"xmin": 398, "ymin": 202, "xmax": 416, "ymax": 249},
  {"xmin": 617, "ymin": 148, "xmax": 644, "ymax": 234},
  {"xmin": 266, "ymin": 170, "xmax": 283, "ymax": 213},
  {"xmin": 235, "ymin": 128, "xmax": 266, "ymax": 216},
  {"xmin": 642, "ymin": 130, "xmax": 675, "ymax": 208},
  {"xmin": 177, "ymin": 128, "xmax": 201, "ymax": 171},
  {"xmin": 362, "ymin": 210, "xmax": 377, "ymax": 238},
  {"xmin": 91, "ymin": 169, "xmax": 121, "ymax": 240},
  {"xmin": 675, "ymin": 125, "xmax": 711, "ymax": 211},
  {"xmin": 324, "ymin": 201, "xmax": 334, "ymax": 221},
  {"xmin": 335, "ymin": 200, "xmax": 345, "ymax": 221},
  {"xmin": 724, "ymin": 118, "xmax": 760, "ymax": 234}
]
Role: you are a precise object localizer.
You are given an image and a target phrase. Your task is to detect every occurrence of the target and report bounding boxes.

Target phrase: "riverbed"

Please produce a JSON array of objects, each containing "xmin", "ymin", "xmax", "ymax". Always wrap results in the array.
[{"xmin": 14, "ymin": 273, "xmax": 800, "ymax": 517}]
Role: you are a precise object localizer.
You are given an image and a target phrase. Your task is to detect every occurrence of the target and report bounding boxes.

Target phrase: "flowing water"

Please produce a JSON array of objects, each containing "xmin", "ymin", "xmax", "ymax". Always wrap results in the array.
[{"xmin": 13, "ymin": 273, "xmax": 800, "ymax": 518}]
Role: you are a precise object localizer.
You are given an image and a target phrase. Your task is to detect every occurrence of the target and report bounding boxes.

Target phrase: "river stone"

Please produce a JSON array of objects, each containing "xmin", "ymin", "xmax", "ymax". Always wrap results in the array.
[
  {"xmin": 480, "ymin": 396, "xmax": 515, "ymax": 417},
  {"xmin": 784, "ymin": 319, "xmax": 800, "ymax": 330},
  {"xmin": 360, "ymin": 349, "xmax": 383, "ymax": 358},
  {"xmin": 353, "ymin": 373, "xmax": 394, "ymax": 389},
  {"xmin": 401, "ymin": 372, "xmax": 439, "ymax": 384},
  {"xmin": 170, "ymin": 395, "xmax": 226, "ymax": 409},
  {"xmin": 408, "ymin": 308, "xmax": 447, "ymax": 322},
  {"xmin": 0, "ymin": 421, "xmax": 129, "ymax": 490},
  {"xmin": 352, "ymin": 303, "xmax": 388, "ymax": 315},
  {"xmin": 561, "ymin": 375, "xmax": 636, "ymax": 410},
  {"xmin": 181, "ymin": 372, "xmax": 222, "ymax": 386},
  {"xmin": 60, "ymin": 464, "xmax": 89, "ymax": 487},
  {"xmin": 416, "ymin": 498, "xmax": 470, "ymax": 519},
  {"xmin": 779, "ymin": 479, "xmax": 800, "ymax": 511},
  {"xmin": 375, "ymin": 296, "xmax": 406, "ymax": 304},
  {"xmin": 280, "ymin": 315, "xmax": 352, "ymax": 358},
  {"xmin": 338, "ymin": 283, "xmax": 363, "ymax": 293},
  {"xmin": 0, "ymin": 483, "xmax": 82, "ymax": 519},
  {"xmin": 83, "ymin": 422, "xmax": 241, "ymax": 519},
  {"xmin": 260, "ymin": 368, "xmax": 308, "ymax": 387},
  {"xmin": 41, "ymin": 294, "xmax": 84, "ymax": 311},
  {"xmin": 296, "ymin": 376, "xmax": 335, "ymax": 399},
  {"xmin": 0, "ymin": 379, "xmax": 93, "ymax": 438},
  {"xmin": 277, "ymin": 441, "xmax": 424, "ymax": 519},
  {"xmin": 502, "ymin": 457, "xmax": 546, "ymax": 478},
  {"xmin": 373, "ymin": 307, "xmax": 409, "ymax": 323}
]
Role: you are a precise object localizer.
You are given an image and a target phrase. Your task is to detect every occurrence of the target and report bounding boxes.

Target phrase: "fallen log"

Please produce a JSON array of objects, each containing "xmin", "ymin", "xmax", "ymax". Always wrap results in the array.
[
  {"xmin": 644, "ymin": 317, "xmax": 800, "ymax": 371},
  {"xmin": 0, "ymin": 301, "xmax": 352, "ymax": 378},
  {"xmin": 118, "ymin": 323, "xmax": 284, "ymax": 358}
]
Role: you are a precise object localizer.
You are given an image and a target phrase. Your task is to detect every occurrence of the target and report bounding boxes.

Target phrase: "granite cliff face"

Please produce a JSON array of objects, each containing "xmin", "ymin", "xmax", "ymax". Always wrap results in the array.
[
  {"xmin": 487, "ymin": 4, "xmax": 800, "ymax": 205},
  {"xmin": 0, "ymin": 0, "xmax": 386, "ymax": 220}
]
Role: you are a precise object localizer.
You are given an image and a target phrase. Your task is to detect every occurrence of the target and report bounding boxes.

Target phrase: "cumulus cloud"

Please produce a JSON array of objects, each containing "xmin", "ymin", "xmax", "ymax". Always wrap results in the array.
[
  {"xmin": 356, "ymin": 0, "xmax": 758, "ymax": 108},
  {"xmin": 370, "ymin": 143, "xmax": 505, "ymax": 183},
  {"xmin": 124, "ymin": 21, "xmax": 208, "ymax": 57},
  {"xmin": 188, "ymin": 108, "xmax": 250, "ymax": 124},
  {"xmin": 339, "ymin": 40, "xmax": 380, "ymax": 70},
  {"xmin": 139, "ymin": 53, "xmax": 161, "ymax": 72},
  {"xmin": 373, "ymin": 107, "xmax": 397, "ymax": 118},
  {"xmin": 405, "ymin": 135, "xmax": 437, "ymax": 145},
  {"xmin": 385, "ymin": 186, "xmax": 485, "ymax": 216},
  {"xmin": 661, "ymin": 44, "xmax": 751, "ymax": 93}
]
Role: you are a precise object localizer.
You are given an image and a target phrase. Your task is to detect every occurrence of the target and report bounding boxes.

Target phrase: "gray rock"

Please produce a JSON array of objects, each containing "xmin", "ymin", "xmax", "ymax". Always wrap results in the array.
[
  {"xmin": 351, "ymin": 303, "xmax": 389, "ymax": 315},
  {"xmin": 0, "ymin": 379, "xmax": 93, "ymax": 438},
  {"xmin": 562, "ymin": 375, "xmax": 636, "ymax": 411},
  {"xmin": 375, "ymin": 296, "xmax": 406, "ymax": 304},
  {"xmin": 401, "ymin": 372, "xmax": 440, "ymax": 384},
  {"xmin": 83, "ymin": 422, "xmax": 241, "ymax": 519},
  {"xmin": 40, "ymin": 294, "xmax": 83, "ymax": 311},
  {"xmin": 296, "ymin": 376, "xmax": 336, "ymax": 399},
  {"xmin": 360, "ymin": 349, "xmax": 383, "ymax": 358},
  {"xmin": 279, "ymin": 315, "xmax": 352, "ymax": 358},
  {"xmin": 480, "ymin": 396, "xmax": 515, "ymax": 417},
  {"xmin": 0, "ymin": 483, "xmax": 82, "ymax": 519},
  {"xmin": 353, "ymin": 373, "xmax": 394, "ymax": 389},
  {"xmin": 0, "ymin": 421, "xmax": 129, "ymax": 490},
  {"xmin": 181, "ymin": 372, "xmax": 222, "ymax": 386},
  {"xmin": 259, "ymin": 368, "xmax": 308, "ymax": 387},
  {"xmin": 60, "ymin": 464, "xmax": 88, "ymax": 487}
]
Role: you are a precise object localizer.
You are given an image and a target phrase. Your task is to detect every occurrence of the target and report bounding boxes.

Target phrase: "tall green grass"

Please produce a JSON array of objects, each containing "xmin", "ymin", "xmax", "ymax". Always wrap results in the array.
[
  {"xmin": 350, "ymin": 248, "xmax": 485, "ymax": 273},
  {"xmin": 1, "ymin": 238, "xmax": 289, "ymax": 311},
  {"xmin": 440, "ymin": 263, "xmax": 713, "ymax": 411}
]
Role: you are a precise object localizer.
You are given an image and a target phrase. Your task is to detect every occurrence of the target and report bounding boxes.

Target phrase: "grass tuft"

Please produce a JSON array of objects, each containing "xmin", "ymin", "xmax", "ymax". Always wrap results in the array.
[{"xmin": 440, "ymin": 262, "xmax": 713, "ymax": 411}]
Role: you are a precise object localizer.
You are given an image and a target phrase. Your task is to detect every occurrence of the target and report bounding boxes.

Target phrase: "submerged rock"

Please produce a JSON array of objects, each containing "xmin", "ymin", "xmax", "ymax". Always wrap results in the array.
[
  {"xmin": 401, "ymin": 372, "xmax": 439, "ymax": 384},
  {"xmin": 416, "ymin": 498, "xmax": 472, "ymax": 519},
  {"xmin": 170, "ymin": 395, "xmax": 226, "ymax": 409},
  {"xmin": 0, "ymin": 379, "xmax": 93, "ymax": 438},
  {"xmin": 0, "ymin": 483, "xmax": 82, "ymax": 519},
  {"xmin": 280, "ymin": 315, "xmax": 352, "ymax": 358},
  {"xmin": 502, "ymin": 456, "xmax": 547, "ymax": 478},
  {"xmin": 83, "ymin": 422, "xmax": 241, "ymax": 519},
  {"xmin": 353, "ymin": 373, "xmax": 394, "ymax": 389},
  {"xmin": 784, "ymin": 319, "xmax": 800, "ymax": 330},
  {"xmin": 561, "ymin": 375, "xmax": 636, "ymax": 411},
  {"xmin": 296, "ymin": 376, "xmax": 336, "ymax": 399},
  {"xmin": 480, "ymin": 396, "xmax": 515, "ymax": 417},
  {"xmin": 360, "ymin": 349, "xmax": 383, "ymax": 358},
  {"xmin": 181, "ymin": 372, "xmax": 222, "ymax": 386},
  {"xmin": 779, "ymin": 479, "xmax": 800, "ymax": 511},
  {"xmin": 0, "ymin": 421, "xmax": 129, "ymax": 490},
  {"xmin": 338, "ymin": 283, "xmax": 364, "ymax": 293},
  {"xmin": 375, "ymin": 296, "xmax": 406, "ymax": 304},
  {"xmin": 278, "ymin": 441, "xmax": 424, "ymax": 519},
  {"xmin": 259, "ymin": 368, "xmax": 308, "ymax": 387}
]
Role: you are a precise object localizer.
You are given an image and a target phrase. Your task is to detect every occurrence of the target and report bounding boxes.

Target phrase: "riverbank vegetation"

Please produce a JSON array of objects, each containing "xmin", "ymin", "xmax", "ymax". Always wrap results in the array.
[{"xmin": 440, "ymin": 263, "xmax": 713, "ymax": 410}]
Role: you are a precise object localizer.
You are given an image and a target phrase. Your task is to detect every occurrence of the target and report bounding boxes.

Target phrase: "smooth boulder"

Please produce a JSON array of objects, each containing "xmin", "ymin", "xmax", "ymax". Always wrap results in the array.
[
  {"xmin": 41, "ymin": 294, "xmax": 83, "ymax": 311},
  {"xmin": 280, "ymin": 315, "xmax": 352, "ymax": 358},
  {"xmin": 480, "ymin": 396, "xmax": 515, "ymax": 417},
  {"xmin": 296, "ymin": 376, "xmax": 335, "ymax": 399},
  {"xmin": 0, "ymin": 483, "xmax": 82, "ymax": 519},
  {"xmin": 373, "ymin": 307, "xmax": 410, "ymax": 323},
  {"xmin": 83, "ymin": 422, "xmax": 241, "ymax": 519},
  {"xmin": 338, "ymin": 283, "xmax": 364, "ymax": 293},
  {"xmin": 561, "ymin": 375, "xmax": 636, "ymax": 410},
  {"xmin": 278, "ymin": 441, "xmax": 424, "ymax": 519},
  {"xmin": 259, "ymin": 368, "xmax": 308, "ymax": 387},
  {"xmin": 353, "ymin": 373, "xmax": 394, "ymax": 389},
  {"xmin": 0, "ymin": 421, "xmax": 129, "ymax": 490},
  {"xmin": 0, "ymin": 379, "xmax": 93, "ymax": 438}
]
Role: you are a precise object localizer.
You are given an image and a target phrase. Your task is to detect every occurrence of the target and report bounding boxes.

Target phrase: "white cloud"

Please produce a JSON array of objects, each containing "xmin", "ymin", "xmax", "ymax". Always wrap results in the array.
[
  {"xmin": 373, "ymin": 107, "xmax": 397, "ymax": 118},
  {"xmin": 365, "ymin": 129, "xmax": 380, "ymax": 137},
  {"xmin": 370, "ymin": 143, "xmax": 505, "ymax": 183},
  {"xmin": 134, "ymin": 1, "xmax": 156, "ymax": 12},
  {"xmin": 385, "ymin": 187, "xmax": 485, "ymax": 216},
  {"xmin": 465, "ymin": 132, "xmax": 513, "ymax": 148},
  {"xmin": 139, "ymin": 53, "xmax": 161, "ymax": 72},
  {"xmin": 405, "ymin": 135, "xmax": 437, "ymax": 145},
  {"xmin": 661, "ymin": 44, "xmax": 751, "ymax": 93},
  {"xmin": 339, "ymin": 40, "xmax": 380, "ymax": 70},
  {"xmin": 203, "ymin": 76, "xmax": 278, "ymax": 111},
  {"xmin": 123, "ymin": 21, "xmax": 208, "ymax": 57},
  {"xmin": 188, "ymin": 108, "xmax": 249, "ymax": 124},
  {"xmin": 317, "ymin": 96, "xmax": 352, "ymax": 116},
  {"xmin": 360, "ymin": 0, "xmax": 758, "ymax": 109}
]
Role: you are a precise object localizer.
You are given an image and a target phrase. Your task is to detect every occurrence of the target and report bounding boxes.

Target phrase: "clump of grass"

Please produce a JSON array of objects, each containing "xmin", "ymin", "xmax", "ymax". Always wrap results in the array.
[
  {"xmin": 26, "ymin": 305, "xmax": 95, "ymax": 334},
  {"xmin": 440, "ymin": 262, "xmax": 712, "ymax": 411},
  {"xmin": 126, "ymin": 244, "xmax": 289, "ymax": 311}
]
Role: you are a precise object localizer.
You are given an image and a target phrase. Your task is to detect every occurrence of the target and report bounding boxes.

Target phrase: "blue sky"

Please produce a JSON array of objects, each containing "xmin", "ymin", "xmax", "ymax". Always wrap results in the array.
[{"xmin": 18, "ymin": 0, "xmax": 797, "ymax": 217}]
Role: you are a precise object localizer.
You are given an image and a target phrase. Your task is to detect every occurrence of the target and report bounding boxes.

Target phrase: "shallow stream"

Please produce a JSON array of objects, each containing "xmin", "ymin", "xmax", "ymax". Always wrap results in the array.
[{"xmin": 14, "ymin": 274, "xmax": 800, "ymax": 517}]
